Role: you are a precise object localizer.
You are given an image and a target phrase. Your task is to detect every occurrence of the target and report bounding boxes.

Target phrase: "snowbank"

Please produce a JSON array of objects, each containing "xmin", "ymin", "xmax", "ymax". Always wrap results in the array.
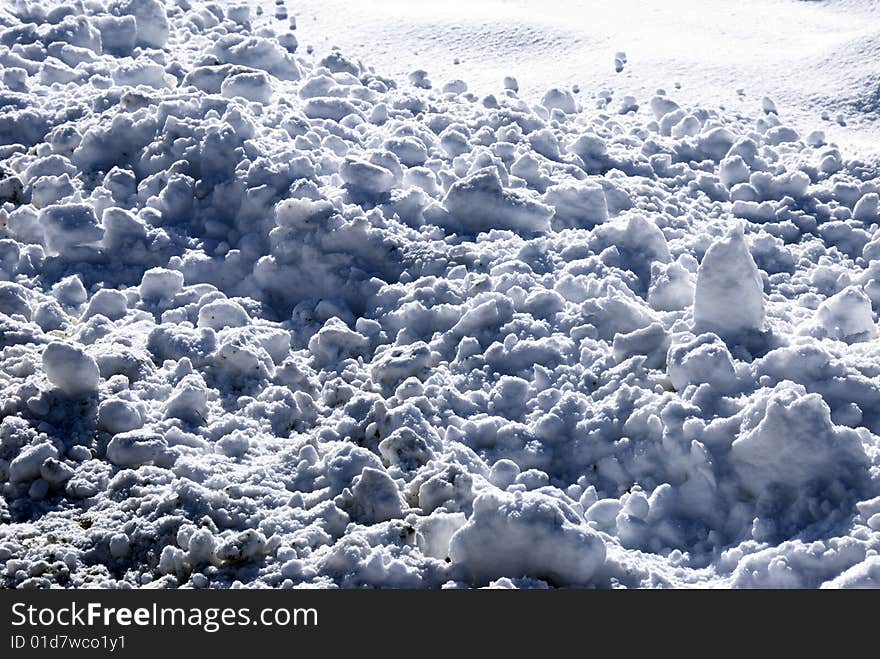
[{"xmin": 1, "ymin": 0, "xmax": 880, "ymax": 591}]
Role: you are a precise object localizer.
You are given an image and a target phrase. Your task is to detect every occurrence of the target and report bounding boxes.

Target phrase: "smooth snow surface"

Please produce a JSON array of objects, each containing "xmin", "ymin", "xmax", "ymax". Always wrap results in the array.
[
  {"xmin": 2, "ymin": 0, "xmax": 880, "ymax": 589},
  {"xmin": 284, "ymin": 0, "xmax": 880, "ymax": 158}
]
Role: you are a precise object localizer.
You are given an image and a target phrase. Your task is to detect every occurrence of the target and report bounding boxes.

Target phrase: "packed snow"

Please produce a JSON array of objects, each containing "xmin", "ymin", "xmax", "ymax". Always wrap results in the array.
[{"xmin": 2, "ymin": 0, "xmax": 880, "ymax": 590}]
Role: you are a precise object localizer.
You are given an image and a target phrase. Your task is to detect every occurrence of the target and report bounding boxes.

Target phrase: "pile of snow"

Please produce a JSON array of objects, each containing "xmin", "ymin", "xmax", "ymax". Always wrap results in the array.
[
  {"xmin": 449, "ymin": 490, "xmax": 606, "ymax": 586},
  {"xmin": 1, "ymin": 0, "xmax": 880, "ymax": 590}
]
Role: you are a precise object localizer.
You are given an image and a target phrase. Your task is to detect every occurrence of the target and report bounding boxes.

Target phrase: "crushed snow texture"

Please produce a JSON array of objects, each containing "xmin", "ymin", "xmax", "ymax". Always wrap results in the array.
[{"xmin": 1, "ymin": 0, "xmax": 880, "ymax": 591}]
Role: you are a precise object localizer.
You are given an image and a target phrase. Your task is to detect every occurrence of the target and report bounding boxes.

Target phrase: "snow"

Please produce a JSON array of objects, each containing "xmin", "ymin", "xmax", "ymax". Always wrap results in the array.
[
  {"xmin": 449, "ymin": 489, "xmax": 606, "ymax": 586},
  {"xmin": 2, "ymin": 0, "xmax": 880, "ymax": 591},
  {"xmin": 41, "ymin": 342, "xmax": 100, "ymax": 397},
  {"xmin": 693, "ymin": 224, "xmax": 766, "ymax": 338}
]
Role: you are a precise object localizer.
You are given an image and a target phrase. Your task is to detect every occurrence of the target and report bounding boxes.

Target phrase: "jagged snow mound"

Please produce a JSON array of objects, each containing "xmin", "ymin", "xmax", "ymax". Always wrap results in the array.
[
  {"xmin": 2, "ymin": 0, "xmax": 880, "ymax": 590},
  {"xmin": 449, "ymin": 490, "xmax": 606, "ymax": 586},
  {"xmin": 693, "ymin": 224, "xmax": 765, "ymax": 337}
]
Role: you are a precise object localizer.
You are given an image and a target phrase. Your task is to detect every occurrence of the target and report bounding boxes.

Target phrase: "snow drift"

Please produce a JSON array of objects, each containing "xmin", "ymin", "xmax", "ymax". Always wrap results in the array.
[{"xmin": 1, "ymin": 0, "xmax": 880, "ymax": 590}]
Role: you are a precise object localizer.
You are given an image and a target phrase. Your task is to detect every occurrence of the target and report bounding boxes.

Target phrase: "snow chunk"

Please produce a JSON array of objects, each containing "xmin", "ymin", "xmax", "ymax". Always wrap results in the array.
[
  {"xmin": 693, "ymin": 224, "xmax": 765, "ymax": 336},
  {"xmin": 339, "ymin": 467, "xmax": 406, "ymax": 524},
  {"xmin": 308, "ymin": 317, "xmax": 369, "ymax": 366},
  {"xmin": 198, "ymin": 298, "xmax": 251, "ymax": 331},
  {"xmin": 0, "ymin": 282, "xmax": 33, "ymax": 319},
  {"xmin": 139, "ymin": 268, "xmax": 183, "ymax": 301},
  {"xmin": 82, "ymin": 289, "xmax": 128, "ymax": 321},
  {"xmin": 40, "ymin": 457, "xmax": 74, "ymax": 486},
  {"xmin": 39, "ymin": 204, "xmax": 103, "ymax": 256},
  {"xmin": 212, "ymin": 329, "xmax": 274, "ymax": 382},
  {"xmin": 542, "ymin": 88, "xmax": 576, "ymax": 114},
  {"xmin": 304, "ymin": 97, "xmax": 360, "ymax": 121},
  {"xmin": 274, "ymin": 198, "xmax": 335, "ymax": 230},
  {"xmin": 613, "ymin": 322, "xmax": 670, "ymax": 369},
  {"xmin": 813, "ymin": 286, "xmax": 878, "ymax": 343},
  {"xmin": 449, "ymin": 490, "xmax": 606, "ymax": 586},
  {"xmin": 211, "ymin": 35, "xmax": 301, "ymax": 80},
  {"xmin": 371, "ymin": 342, "xmax": 436, "ymax": 389},
  {"xmin": 648, "ymin": 260, "xmax": 695, "ymax": 311},
  {"xmin": 650, "ymin": 95, "xmax": 679, "ymax": 120},
  {"xmin": 91, "ymin": 15, "xmax": 137, "ymax": 55},
  {"xmin": 109, "ymin": 0, "xmax": 169, "ymax": 49},
  {"xmin": 10, "ymin": 442, "xmax": 58, "ymax": 483},
  {"xmin": 340, "ymin": 158, "xmax": 395, "ymax": 197},
  {"xmin": 42, "ymin": 342, "xmax": 100, "ymax": 396},
  {"xmin": 106, "ymin": 430, "xmax": 167, "ymax": 468},
  {"xmin": 853, "ymin": 193, "xmax": 879, "ymax": 223},
  {"xmin": 822, "ymin": 557, "xmax": 880, "ymax": 589},
  {"xmin": 112, "ymin": 58, "xmax": 174, "ymax": 88},
  {"xmin": 442, "ymin": 167, "xmax": 552, "ymax": 234},
  {"xmin": 378, "ymin": 427, "xmax": 434, "ymax": 470},
  {"xmin": 164, "ymin": 374, "xmax": 208, "ymax": 424},
  {"xmin": 416, "ymin": 512, "xmax": 467, "ymax": 560},
  {"xmin": 543, "ymin": 180, "xmax": 608, "ymax": 228},
  {"xmin": 667, "ymin": 332, "xmax": 739, "ymax": 392},
  {"xmin": 97, "ymin": 398, "xmax": 143, "ymax": 434},
  {"xmin": 221, "ymin": 71, "xmax": 273, "ymax": 104},
  {"xmin": 731, "ymin": 382, "xmax": 868, "ymax": 496},
  {"xmin": 697, "ymin": 127, "xmax": 736, "ymax": 161},
  {"xmin": 147, "ymin": 324, "xmax": 216, "ymax": 367},
  {"xmin": 52, "ymin": 275, "xmax": 87, "ymax": 307}
]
